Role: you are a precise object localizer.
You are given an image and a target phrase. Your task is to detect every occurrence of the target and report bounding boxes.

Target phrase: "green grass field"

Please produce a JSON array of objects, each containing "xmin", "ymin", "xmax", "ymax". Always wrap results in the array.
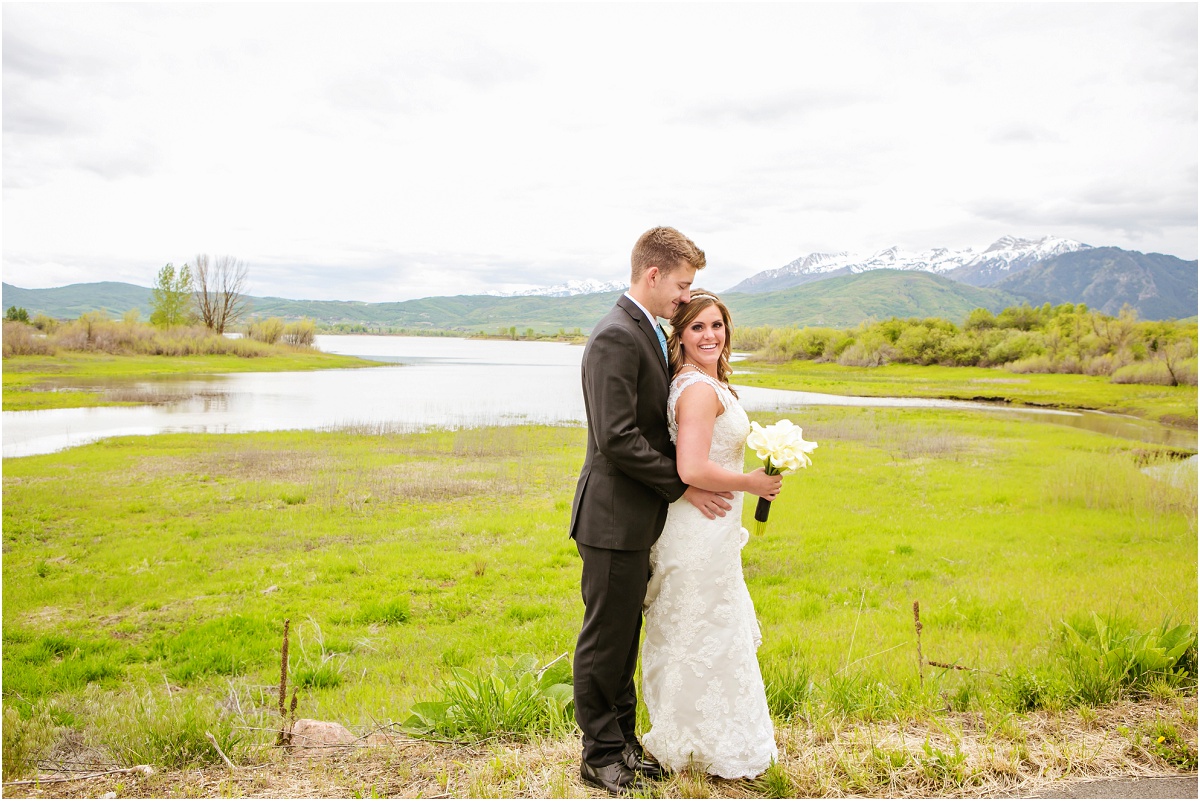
[
  {"xmin": 734, "ymin": 359, "xmax": 1199, "ymax": 428},
  {"xmin": 2, "ymin": 351, "xmax": 383, "ymax": 411},
  {"xmin": 3, "ymin": 405, "xmax": 1195, "ymax": 787}
]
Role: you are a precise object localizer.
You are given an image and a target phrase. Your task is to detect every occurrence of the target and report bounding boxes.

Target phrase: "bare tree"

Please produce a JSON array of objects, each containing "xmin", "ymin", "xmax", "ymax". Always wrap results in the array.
[{"xmin": 193, "ymin": 254, "xmax": 251, "ymax": 334}]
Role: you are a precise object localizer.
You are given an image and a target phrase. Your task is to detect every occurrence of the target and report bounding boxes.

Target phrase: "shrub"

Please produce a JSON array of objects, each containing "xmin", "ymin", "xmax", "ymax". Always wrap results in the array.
[
  {"xmin": 282, "ymin": 319, "xmax": 316, "ymax": 347},
  {"xmin": 838, "ymin": 333, "xmax": 897, "ymax": 367},
  {"xmin": 30, "ymin": 314, "xmax": 58, "ymax": 333},
  {"xmin": 964, "ymin": 307, "xmax": 997, "ymax": 330},
  {"xmin": 996, "ymin": 303, "xmax": 1043, "ymax": 331},
  {"xmin": 247, "ymin": 317, "xmax": 285, "ymax": 345},
  {"xmin": 733, "ymin": 325, "xmax": 773, "ymax": 352},
  {"xmin": 758, "ymin": 327, "xmax": 837, "ymax": 362},
  {"xmin": 986, "ymin": 330, "xmax": 1045, "ymax": 365},
  {"xmin": 1006, "ymin": 355, "xmax": 1064, "ymax": 374},
  {"xmin": 1083, "ymin": 352, "xmax": 1119, "ymax": 376},
  {"xmin": 895, "ymin": 325, "xmax": 949, "ymax": 365},
  {"xmin": 1110, "ymin": 360, "xmax": 1191, "ymax": 387},
  {"xmin": 2, "ymin": 321, "xmax": 54, "ymax": 357},
  {"xmin": 941, "ymin": 333, "xmax": 985, "ymax": 366}
]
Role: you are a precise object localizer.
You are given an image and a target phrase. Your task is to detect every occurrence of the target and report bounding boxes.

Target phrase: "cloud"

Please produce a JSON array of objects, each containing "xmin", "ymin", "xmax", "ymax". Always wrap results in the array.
[
  {"xmin": 2, "ymin": 3, "xmax": 1194, "ymax": 295},
  {"xmin": 1, "ymin": 98, "xmax": 87, "ymax": 137},
  {"xmin": 1, "ymin": 27, "xmax": 68, "ymax": 79},
  {"xmin": 677, "ymin": 89, "xmax": 869, "ymax": 127},
  {"xmin": 967, "ymin": 180, "xmax": 1197, "ymax": 240},
  {"xmin": 991, "ymin": 126, "xmax": 1064, "ymax": 145},
  {"xmin": 323, "ymin": 37, "xmax": 538, "ymax": 121},
  {"xmin": 247, "ymin": 248, "xmax": 611, "ymax": 302},
  {"xmin": 75, "ymin": 145, "xmax": 159, "ymax": 181}
]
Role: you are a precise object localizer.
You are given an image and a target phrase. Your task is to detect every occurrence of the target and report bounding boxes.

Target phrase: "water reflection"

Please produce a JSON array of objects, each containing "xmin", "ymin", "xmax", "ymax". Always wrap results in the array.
[{"xmin": 3, "ymin": 335, "xmax": 1195, "ymax": 458}]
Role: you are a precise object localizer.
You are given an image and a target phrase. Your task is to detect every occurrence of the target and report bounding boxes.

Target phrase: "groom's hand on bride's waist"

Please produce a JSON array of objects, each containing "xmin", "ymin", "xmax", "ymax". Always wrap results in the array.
[{"xmin": 682, "ymin": 487, "xmax": 734, "ymax": 519}]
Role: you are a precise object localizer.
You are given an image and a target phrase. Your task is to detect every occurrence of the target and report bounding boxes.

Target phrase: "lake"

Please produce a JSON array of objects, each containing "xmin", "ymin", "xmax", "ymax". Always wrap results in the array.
[{"xmin": 2, "ymin": 335, "xmax": 1196, "ymax": 458}]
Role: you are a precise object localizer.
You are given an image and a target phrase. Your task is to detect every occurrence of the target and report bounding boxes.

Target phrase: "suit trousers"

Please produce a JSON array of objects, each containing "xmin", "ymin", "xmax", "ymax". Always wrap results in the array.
[{"xmin": 573, "ymin": 541, "xmax": 651, "ymax": 767}]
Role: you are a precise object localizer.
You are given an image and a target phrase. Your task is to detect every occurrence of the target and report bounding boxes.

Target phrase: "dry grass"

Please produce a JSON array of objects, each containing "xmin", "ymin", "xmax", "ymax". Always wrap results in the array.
[
  {"xmin": 102, "ymin": 388, "xmax": 227, "ymax": 405},
  {"xmin": 132, "ymin": 434, "xmax": 541, "ymax": 506},
  {"xmin": 802, "ymin": 414, "xmax": 977, "ymax": 462},
  {"xmin": 5, "ymin": 699, "xmax": 1192, "ymax": 798},
  {"xmin": 135, "ymin": 448, "xmax": 331, "ymax": 483}
]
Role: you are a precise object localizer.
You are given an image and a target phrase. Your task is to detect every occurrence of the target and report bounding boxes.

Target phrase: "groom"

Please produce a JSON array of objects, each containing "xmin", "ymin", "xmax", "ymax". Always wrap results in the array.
[{"xmin": 569, "ymin": 226, "xmax": 734, "ymax": 794}]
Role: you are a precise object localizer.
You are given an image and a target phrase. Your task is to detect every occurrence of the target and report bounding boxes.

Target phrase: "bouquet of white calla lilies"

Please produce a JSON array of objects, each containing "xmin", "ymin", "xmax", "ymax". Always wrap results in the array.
[{"xmin": 746, "ymin": 420, "xmax": 817, "ymax": 536}]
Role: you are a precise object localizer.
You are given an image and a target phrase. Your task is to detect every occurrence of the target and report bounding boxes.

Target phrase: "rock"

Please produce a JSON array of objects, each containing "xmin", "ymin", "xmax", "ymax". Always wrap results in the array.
[{"xmin": 288, "ymin": 719, "xmax": 357, "ymax": 756}]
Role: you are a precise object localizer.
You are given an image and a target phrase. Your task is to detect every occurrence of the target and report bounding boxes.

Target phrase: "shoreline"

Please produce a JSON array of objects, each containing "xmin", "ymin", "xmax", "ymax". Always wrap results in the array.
[
  {"xmin": 1, "ymin": 350, "xmax": 386, "ymax": 412},
  {"xmin": 732, "ymin": 359, "xmax": 1198, "ymax": 432}
]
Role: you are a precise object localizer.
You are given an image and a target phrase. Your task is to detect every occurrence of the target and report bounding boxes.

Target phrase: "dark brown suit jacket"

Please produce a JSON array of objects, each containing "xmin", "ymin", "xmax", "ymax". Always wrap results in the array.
[{"xmin": 569, "ymin": 295, "xmax": 688, "ymax": 551}]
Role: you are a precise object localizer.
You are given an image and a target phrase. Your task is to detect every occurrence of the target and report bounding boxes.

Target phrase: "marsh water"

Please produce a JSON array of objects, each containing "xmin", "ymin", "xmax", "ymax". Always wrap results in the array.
[{"xmin": 3, "ymin": 335, "xmax": 1196, "ymax": 458}]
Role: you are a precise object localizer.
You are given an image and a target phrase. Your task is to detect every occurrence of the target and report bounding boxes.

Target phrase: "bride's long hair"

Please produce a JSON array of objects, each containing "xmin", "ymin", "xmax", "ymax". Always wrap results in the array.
[{"xmin": 666, "ymin": 289, "xmax": 737, "ymax": 397}]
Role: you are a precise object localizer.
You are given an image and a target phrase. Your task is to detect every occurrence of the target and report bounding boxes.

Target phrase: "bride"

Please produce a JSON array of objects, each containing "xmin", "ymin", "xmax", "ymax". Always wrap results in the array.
[{"xmin": 641, "ymin": 289, "xmax": 780, "ymax": 779}]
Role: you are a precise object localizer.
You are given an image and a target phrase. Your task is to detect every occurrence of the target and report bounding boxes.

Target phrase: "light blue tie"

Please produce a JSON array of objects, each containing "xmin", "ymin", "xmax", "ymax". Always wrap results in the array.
[{"xmin": 655, "ymin": 323, "xmax": 668, "ymax": 362}]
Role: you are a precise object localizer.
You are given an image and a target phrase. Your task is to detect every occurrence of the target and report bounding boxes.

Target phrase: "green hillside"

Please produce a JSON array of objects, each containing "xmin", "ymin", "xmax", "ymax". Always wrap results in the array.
[
  {"xmin": 2, "ymin": 282, "xmax": 152, "ymax": 319},
  {"xmin": 723, "ymin": 269, "xmax": 1018, "ymax": 328},
  {"xmin": 246, "ymin": 291, "xmax": 625, "ymax": 331},
  {"xmin": 4, "ymin": 270, "xmax": 1017, "ymax": 333}
]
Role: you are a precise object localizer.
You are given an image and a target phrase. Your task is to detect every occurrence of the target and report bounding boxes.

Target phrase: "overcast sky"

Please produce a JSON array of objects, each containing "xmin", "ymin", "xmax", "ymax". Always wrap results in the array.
[{"xmin": 3, "ymin": 3, "xmax": 1196, "ymax": 302}]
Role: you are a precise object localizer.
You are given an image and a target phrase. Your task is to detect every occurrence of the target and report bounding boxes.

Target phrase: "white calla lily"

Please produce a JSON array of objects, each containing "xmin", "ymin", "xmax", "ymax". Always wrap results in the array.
[
  {"xmin": 747, "ymin": 420, "xmax": 817, "ymax": 476},
  {"xmin": 746, "ymin": 419, "xmax": 818, "ymax": 536}
]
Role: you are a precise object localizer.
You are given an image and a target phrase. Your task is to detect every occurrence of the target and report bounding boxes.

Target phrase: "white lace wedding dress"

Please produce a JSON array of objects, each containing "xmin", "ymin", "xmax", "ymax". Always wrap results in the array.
[{"xmin": 641, "ymin": 371, "xmax": 778, "ymax": 779}]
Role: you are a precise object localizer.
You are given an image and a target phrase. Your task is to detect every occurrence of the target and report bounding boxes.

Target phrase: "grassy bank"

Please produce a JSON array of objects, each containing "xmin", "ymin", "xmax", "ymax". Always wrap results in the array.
[
  {"xmin": 733, "ymin": 360, "xmax": 1199, "ymax": 428},
  {"xmin": 3, "ymin": 409, "xmax": 1195, "ymax": 793},
  {"xmin": 4, "ymin": 700, "xmax": 1194, "ymax": 797},
  {"xmin": 2, "ymin": 351, "xmax": 383, "ymax": 412}
]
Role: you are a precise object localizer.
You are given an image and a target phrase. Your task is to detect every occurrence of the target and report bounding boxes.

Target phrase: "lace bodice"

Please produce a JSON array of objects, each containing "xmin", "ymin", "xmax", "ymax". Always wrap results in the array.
[{"xmin": 667, "ymin": 371, "xmax": 750, "ymax": 473}]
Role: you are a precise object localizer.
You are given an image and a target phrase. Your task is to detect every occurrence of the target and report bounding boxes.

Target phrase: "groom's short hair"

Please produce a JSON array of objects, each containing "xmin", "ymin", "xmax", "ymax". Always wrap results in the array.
[{"xmin": 631, "ymin": 227, "xmax": 706, "ymax": 281}]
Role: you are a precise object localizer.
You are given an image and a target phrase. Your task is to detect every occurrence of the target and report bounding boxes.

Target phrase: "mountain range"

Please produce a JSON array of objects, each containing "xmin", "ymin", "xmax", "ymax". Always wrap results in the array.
[
  {"xmin": 487, "ymin": 279, "xmax": 627, "ymax": 298},
  {"xmin": 3, "ymin": 239, "xmax": 1195, "ymax": 332},
  {"xmin": 990, "ymin": 247, "xmax": 1198, "ymax": 319},
  {"xmin": 726, "ymin": 236, "xmax": 1092, "ymax": 293},
  {"xmin": 2, "ymin": 272, "xmax": 1020, "ymax": 333}
]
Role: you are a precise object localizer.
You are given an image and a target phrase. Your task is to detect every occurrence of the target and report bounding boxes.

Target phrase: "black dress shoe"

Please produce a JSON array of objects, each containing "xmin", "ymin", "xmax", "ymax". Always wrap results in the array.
[
  {"xmin": 581, "ymin": 760, "xmax": 643, "ymax": 795},
  {"xmin": 622, "ymin": 741, "xmax": 668, "ymax": 780}
]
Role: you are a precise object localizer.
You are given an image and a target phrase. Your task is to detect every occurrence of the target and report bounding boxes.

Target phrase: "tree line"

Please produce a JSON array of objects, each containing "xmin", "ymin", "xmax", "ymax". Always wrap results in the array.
[
  {"xmin": 4, "ymin": 254, "xmax": 316, "ymax": 357},
  {"xmin": 732, "ymin": 302, "xmax": 1198, "ymax": 387}
]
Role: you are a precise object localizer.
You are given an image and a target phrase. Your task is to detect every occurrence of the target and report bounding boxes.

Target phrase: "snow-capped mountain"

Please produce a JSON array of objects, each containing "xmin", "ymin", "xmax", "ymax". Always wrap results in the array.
[
  {"xmin": 946, "ymin": 236, "xmax": 1092, "ymax": 287},
  {"xmin": 726, "ymin": 236, "xmax": 1092, "ymax": 294},
  {"xmin": 488, "ymin": 279, "xmax": 627, "ymax": 298}
]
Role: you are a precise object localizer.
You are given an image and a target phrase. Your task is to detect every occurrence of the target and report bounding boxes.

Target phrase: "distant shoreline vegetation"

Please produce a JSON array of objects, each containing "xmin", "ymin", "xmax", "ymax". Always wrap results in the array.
[
  {"xmin": 732, "ymin": 302, "xmax": 1198, "ymax": 389},
  {"xmin": 2, "ymin": 311, "xmax": 319, "ymax": 359},
  {"xmin": 318, "ymin": 322, "xmax": 589, "ymax": 343},
  {"xmin": 9, "ymin": 299, "xmax": 1193, "ymax": 391}
]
